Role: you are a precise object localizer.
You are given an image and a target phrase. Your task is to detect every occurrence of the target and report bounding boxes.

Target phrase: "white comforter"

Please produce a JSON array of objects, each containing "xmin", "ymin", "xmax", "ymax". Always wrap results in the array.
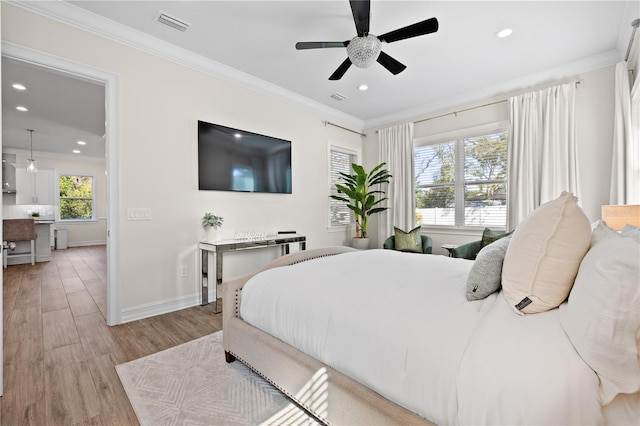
[{"xmin": 240, "ymin": 249, "xmax": 602, "ymax": 425}]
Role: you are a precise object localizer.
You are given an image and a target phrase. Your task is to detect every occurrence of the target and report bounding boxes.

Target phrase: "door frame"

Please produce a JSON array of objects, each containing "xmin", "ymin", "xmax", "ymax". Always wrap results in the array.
[{"xmin": 2, "ymin": 42, "xmax": 121, "ymax": 325}]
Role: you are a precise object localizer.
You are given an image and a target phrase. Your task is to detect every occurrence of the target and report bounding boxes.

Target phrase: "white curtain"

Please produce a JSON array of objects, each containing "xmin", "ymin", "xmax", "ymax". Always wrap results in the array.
[
  {"xmin": 507, "ymin": 83, "xmax": 579, "ymax": 229},
  {"xmin": 611, "ymin": 61, "xmax": 640, "ymax": 204},
  {"xmin": 377, "ymin": 123, "xmax": 414, "ymax": 245}
]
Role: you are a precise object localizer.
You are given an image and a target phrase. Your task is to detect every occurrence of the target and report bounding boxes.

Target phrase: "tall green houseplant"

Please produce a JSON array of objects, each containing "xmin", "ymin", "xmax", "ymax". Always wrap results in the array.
[{"xmin": 330, "ymin": 162, "xmax": 392, "ymax": 238}]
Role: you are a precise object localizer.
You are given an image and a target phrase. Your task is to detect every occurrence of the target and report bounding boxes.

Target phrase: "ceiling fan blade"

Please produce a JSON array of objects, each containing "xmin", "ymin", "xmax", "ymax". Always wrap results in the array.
[
  {"xmin": 378, "ymin": 17, "xmax": 439, "ymax": 43},
  {"xmin": 295, "ymin": 41, "xmax": 348, "ymax": 50},
  {"xmin": 349, "ymin": 0, "xmax": 371, "ymax": 37},
  {"xmin": 376, "ymin": 51, "xmax": 406, "ymax": 75},
  {"xmin": 329, "ymin": 58, "xmax": 352, "ymax": 80}
]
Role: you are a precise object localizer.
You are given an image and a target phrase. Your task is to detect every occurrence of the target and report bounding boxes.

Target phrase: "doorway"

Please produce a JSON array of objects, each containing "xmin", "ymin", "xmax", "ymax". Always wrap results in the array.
[{"xmin": 1, "ymin": 44, "xmax": 120, "ymax": 326}]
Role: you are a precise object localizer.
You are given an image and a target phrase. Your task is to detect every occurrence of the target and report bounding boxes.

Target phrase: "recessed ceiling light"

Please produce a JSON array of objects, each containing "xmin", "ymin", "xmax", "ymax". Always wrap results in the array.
[
  {"xmin": 358, "ymin": 84, "xmax": 369, "ymax": 91},
  {"xmin": 77, "ymin": 141, "xmax": 86, "ymax": 145},
  {"xmin": 495, "ymin": 28, "xmax": 513, "ymax": 38},
  {"xmin": 12, "ymin": 83, "xmax": 27, "ymax": 91},
  {"xmin": 16, "ymin": 106, "xmax": 28, "ymax": 112},
  {"xmin": 234, "ymin": 133, "xmax": 242, "ymax": 138},
  {"xmin": 73, "ymin": 150, "xmax": 81, "ymax": 154}
]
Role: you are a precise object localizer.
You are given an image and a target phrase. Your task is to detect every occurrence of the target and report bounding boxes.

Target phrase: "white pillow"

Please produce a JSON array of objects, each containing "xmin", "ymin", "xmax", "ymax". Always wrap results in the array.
[
  {"xmin": 559, "ymin": 221, "xmax": 640, "ymax": 404},
  {"xmin": 502, "ymin": 192, "xmax": 591, "ymax": 314}
]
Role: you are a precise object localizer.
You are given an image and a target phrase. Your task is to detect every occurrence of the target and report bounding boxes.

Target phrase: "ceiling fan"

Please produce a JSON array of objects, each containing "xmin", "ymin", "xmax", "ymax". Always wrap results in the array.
[{"xmin": 295, "ymin": 0, "xmax": 439, "ymax": 80}]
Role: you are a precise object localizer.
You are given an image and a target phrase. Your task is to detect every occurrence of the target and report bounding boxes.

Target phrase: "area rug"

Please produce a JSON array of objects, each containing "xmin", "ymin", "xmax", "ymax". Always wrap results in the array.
[{"xmin": 116, "ymin": 331, "xmax": 318, "ymax": 425}]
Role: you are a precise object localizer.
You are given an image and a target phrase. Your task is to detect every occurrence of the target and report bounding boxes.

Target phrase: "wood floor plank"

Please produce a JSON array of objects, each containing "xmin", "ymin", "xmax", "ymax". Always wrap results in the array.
[
  {"xmin": 75, "ymin": 266, "xmax": 99, "ymax": 281},
  {"xmin": 41, "ymin": 287, "xmax": 70, "ymax": 313},
  {"xmin": 83, "ymin": 277, "xmax": 106, "ymax": 298},
  {"xmin": 41, "ymin": 275, "xmax": 64, "ymax": 291},
  {"xmin": 42, "ymin": 309, "xmax": 81, "ymax": 351},
  {"xmin": 13, "ymin": 273, "xmax": 42, "ymax": 309},
  {"xmin": 86, "ymin": 353, "xmax": 139, "ymax": 425},
  {"xmin": 2, "ymin": 307, "xmax": 46, "ymax": 426},
  {"xmin": 75, "ymin": 311, "xmax": 119, "ymax": 359},
  {"xmin": 44, "ymin": 343, "xmax": 102, "ymax": 425},
  {"xmin": 61, "ymin": 276, "xmax": 85, "ymax": 294},
  {"xmin": 67, "ymin": 290, "xmax": 100, "ymax": 317},
  {"xmin": 92, "ymin": 293, "xmax": 108, "ymax": 321},
  {"xmin": 109, "ymin": 322, "xmax": 166, "ymax": 363},
  {"xmin": 2, "ymin": 244, "xmax": 222, "ymax": 425}
]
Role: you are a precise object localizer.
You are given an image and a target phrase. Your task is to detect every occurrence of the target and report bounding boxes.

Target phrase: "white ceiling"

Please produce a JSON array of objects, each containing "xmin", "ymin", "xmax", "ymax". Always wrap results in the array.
[
  {"xmin": 2, "ymin": 1, "xmax": 637, "ymax": 156},
  {"xmin": 2, "ymin": 57, "xmax": 106, "ymax": 160}
]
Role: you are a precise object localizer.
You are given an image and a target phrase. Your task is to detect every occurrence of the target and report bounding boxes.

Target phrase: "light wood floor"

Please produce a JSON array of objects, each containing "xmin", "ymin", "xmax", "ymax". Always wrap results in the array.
[{"xmin": 1, "ymin": 245, "xmax": 222, "ymax": 425}]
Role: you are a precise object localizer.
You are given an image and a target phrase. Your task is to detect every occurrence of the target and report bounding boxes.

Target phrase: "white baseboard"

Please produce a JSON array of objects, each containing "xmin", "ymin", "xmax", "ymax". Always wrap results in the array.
[
  {"xmin": 119, "ymin": 287, "xmax": 220, "ymax": 323},
  {"xmin": 67, "ymin": 240, "xmax": 107, "ymax": 248}
]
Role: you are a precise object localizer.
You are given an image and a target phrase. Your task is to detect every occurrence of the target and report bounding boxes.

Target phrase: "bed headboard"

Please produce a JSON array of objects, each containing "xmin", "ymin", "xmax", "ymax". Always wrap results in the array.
[{"xmin": 601, "ymin": 204, "xmax": 640, "ymax": 231}]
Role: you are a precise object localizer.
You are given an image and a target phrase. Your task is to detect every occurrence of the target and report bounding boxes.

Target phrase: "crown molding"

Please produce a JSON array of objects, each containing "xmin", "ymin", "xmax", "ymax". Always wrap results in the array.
[
  {"xmin": 10, "ymin": 0, "xmax": 365, "ymax": 131},
  {"xmin": 364, "ymin": 49, "xmax": 622, "ymax": 130},
  {"xmin": 9, "ymin": 1, "xmax": 625, "ymax": 134}
]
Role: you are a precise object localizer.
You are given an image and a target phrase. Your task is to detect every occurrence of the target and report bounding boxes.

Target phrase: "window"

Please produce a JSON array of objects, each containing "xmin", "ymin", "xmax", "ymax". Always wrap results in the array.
[
  {"xmin": 329, "ymin": 146, "xmax": 358, "ymax": 227},
  {"xmin": 59, "ymin": 174, "xmax": 94, "ymax": 220},
  {"xmin": 414, "ymin": 129, "xmax": 508, "ymax": 228}
]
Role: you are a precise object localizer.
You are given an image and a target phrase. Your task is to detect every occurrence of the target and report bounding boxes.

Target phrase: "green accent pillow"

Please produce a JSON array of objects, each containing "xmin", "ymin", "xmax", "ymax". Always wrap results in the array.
[
  {"xmin": 466, "ymin": 236, "xmax": 512, "ymax": 301},
  {"xmin": 394, "ymin": 226, "xmax": 422, "ymax": 253},
  {"xmin": 480, "ymin": 227, "xmax": 512, "ymax": 249}
]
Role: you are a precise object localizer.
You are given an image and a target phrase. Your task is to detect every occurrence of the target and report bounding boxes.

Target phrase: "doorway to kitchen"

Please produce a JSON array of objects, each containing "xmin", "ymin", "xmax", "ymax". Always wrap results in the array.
[{"xmin": 1, "ymin": 44, "xmax": 120, "ymax": 326}]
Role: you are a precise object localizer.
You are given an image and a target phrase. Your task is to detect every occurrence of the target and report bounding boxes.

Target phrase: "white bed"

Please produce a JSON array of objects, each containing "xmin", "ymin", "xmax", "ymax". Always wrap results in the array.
[
  {"xmin": 223, "ymin": 207, "xmax": 640, "ymax": 425},
  {"xmin": 237, "ymin": 249, "xmax": 603, "ymax": 425}
]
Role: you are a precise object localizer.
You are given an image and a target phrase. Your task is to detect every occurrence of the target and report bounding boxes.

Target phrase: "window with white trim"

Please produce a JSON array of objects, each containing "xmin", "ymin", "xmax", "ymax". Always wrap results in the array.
[
  {"xmin": 414, "ymin": 129, "xmax": 508, "ymax": 229},
  {"xmin": 59, "ymin": 174, "xmax": 95, "ymax": 220},
  {"xmin": 329, "ymin": 146, "xmax": 358, "ymax": 227}
]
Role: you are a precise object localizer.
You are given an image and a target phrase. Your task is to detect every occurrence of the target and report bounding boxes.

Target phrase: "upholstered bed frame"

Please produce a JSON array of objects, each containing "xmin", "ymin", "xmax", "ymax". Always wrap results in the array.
[{"xmin": 222, "ymin": 246, "xmax": 432, "ymax": 425}]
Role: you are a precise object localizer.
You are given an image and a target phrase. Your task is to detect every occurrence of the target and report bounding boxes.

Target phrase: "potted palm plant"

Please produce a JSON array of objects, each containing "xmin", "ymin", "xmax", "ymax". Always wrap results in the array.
[{"xmin": 330, "ymin": 162, "xmax": 392, "ymax": 249}]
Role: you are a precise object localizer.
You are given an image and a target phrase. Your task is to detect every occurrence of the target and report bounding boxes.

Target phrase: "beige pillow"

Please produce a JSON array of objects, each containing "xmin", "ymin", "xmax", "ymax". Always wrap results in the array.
[{"xmin": 502, "ymin": 192, "xmax": 591, "ymax": 314}]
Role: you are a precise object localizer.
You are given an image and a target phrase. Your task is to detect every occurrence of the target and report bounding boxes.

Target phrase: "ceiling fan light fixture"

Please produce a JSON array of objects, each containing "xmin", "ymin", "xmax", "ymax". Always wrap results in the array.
[{"xmin": 347, "ymin": 35, "xmax": 381, "ymax": 68}]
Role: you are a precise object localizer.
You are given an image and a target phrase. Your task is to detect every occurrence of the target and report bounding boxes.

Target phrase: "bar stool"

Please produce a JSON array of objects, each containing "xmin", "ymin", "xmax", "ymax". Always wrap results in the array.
[{"xmin": 3, "ymin": 219, "xmax": 36, "ymax": 268}]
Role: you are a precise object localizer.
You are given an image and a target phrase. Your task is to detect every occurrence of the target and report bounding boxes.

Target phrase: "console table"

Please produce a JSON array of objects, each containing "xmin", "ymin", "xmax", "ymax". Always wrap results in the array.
[{"xmin": 198, "ymin": 234, "xmax": 306, "ymax": 313}]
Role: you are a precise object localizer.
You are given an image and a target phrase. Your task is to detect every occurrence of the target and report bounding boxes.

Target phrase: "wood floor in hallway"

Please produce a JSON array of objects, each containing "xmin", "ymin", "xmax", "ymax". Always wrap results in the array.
[{"xmin": 1, "ymin": 245, "xmax": 222, "ymax": 425}]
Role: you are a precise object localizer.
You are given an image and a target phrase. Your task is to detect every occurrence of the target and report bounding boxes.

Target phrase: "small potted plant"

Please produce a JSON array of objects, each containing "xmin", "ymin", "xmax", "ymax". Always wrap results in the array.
[
  {"xmin": 202, "ymin": 212, "xmax": 224, "ymax": 242},
  {"xmin": 330, "ymin": 162, "xmax": 392, "ymax": 249}
]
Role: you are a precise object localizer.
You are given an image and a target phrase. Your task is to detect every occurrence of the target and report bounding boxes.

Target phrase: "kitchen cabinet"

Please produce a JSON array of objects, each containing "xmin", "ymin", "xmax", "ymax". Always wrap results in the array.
[
  {"xmin": 2, "ymin": 153, "xmax": 17, "ymax": 193},
  {"xmin": 15, "ymin": 167, "xmax": 55, "ymax": 205}
]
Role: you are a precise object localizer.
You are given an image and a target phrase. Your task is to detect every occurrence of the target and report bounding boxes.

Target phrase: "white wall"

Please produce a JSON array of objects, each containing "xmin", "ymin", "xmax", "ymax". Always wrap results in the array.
[
  {"xmin": 2, "ymin": 4, "xmax": 361, "ymax": 314},
  {"xmin": 363, "ymin": 65, "xmax": 616, "ymax": 255}
]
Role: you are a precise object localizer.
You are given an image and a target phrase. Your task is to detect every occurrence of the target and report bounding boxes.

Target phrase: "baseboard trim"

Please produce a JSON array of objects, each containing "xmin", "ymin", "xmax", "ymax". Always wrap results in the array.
[
  {"xmin": 120, "ymin": 288, "xmax": 219, "ymax": 323},
  {"xmin": 66, "ymin": 240, "xmax": 107, "ymax": 248}
]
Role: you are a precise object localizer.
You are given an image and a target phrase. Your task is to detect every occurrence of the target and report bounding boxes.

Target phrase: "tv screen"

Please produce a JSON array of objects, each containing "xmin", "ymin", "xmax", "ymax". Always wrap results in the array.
[{"xmin": 198, "ymin": 121, "xmax": 292, "ymax": 194}]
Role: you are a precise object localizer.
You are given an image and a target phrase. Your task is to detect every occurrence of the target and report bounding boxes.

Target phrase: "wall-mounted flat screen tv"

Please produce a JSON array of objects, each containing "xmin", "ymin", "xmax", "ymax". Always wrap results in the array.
[{"xmin": 198, "ymin": 120, "xmax": 292, "ymax": 194}]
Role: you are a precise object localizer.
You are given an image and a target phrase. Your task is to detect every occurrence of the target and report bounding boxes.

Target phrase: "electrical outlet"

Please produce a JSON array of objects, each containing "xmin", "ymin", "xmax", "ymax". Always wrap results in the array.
[{"xmin": 179, "ymin": 265, "xmax": 188, "ymax": 277}]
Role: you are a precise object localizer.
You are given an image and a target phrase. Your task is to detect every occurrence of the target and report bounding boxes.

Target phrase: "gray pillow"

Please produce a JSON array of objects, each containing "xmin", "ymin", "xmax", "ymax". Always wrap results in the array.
[{"xmin": 466, "ymin": 236, "xmax": 511, "ymax": 301}]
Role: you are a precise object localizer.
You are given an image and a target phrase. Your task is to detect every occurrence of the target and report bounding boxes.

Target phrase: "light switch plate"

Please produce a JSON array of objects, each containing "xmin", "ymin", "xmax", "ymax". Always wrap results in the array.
[{"xmin": 126, "ymin": 208, "xmax": 152, "ymax": 221}]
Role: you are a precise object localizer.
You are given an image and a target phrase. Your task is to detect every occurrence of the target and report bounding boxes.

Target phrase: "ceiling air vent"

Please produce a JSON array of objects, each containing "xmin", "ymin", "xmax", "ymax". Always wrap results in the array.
[
  {"xmin": 330, "ymin": 93, "xmax": 347, "ymax": 101},
  {"xmin": 155, "ymin": 11, "xmax": 191, "ymax": 32}
]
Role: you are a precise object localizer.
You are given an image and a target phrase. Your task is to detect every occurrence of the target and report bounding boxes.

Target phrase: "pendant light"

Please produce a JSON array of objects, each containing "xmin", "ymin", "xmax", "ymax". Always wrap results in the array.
[{"xmin": 27, "ymin": 129, "xmax": 37, "ymax": 173}]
